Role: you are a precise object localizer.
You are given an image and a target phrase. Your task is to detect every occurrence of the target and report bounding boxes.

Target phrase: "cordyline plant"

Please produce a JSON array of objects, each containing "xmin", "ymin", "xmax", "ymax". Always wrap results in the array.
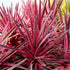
[{"xmin": 0, "ymin": 0, "xmax": 70, "ymax": 70}]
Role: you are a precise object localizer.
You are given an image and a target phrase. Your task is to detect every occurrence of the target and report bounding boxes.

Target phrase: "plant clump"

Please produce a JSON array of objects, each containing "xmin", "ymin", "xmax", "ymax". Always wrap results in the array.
[{"xmin": 0, "ymin": 0, "xmax": 70, "ymax": 70}]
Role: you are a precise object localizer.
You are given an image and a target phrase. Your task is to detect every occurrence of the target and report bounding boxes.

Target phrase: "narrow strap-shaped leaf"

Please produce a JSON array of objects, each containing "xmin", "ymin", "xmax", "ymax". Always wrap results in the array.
[
  {"xmin": 10, "ymin": 3, "xmax": 13, "ymax": 17},
  {"xmin": 0, "ymin": 44, "xmax": 25, "ymax": 53},
  {"xmin": 64, "ymin": 13, "xmax": 69, "ymax": 45},
  {"xmin": 3, "ymin": 63, "xmax": 27, "ymax": 70},
  {"xmin": 54, "ymin": 0, "xmax": 63, "ymax": 17},
  {"xmin": 67, "ymin": 13, "xmax": 70, "ymax": 52},
  {"xmin": 1, "ymin": 25, "xmax": 16, "ymax": 44},
  {"xmin": 35, "ymin": 33, "xmax": 51, "ymax": 56},
  {"xmin": 37, "ymin": 11, "xmax": 53, "ymax": 42},
  {"xmin": 34, "ymin": 63, "xmax": 38, "ymax": 70},
  {"xmin": 7, "ymin": 8, "xmax": 12, "ymax": 28},
  {"xmin": 7, "ymin": 59, "xmax": 27, "ymax": 70},
  {"xmin": 48, "ymin": 0, "xmax": 50, "ymax": 8},
  {"xmin": 33, "ymin": 16, "xmax": 37, "ymax": 50},
  {"xmin": 28, "ymin": 61, "xmax": 33, "ymax": 70},
  {"xmin": 50, "ymin": 0, "xmax": 56, "ymax": 10},
  {"xmin": 30, "ymin": 63, "xmax": 33, "ymax": 70},
  {"xmin": 0, "ymin": 12, "xmax": 6, "ymax": 24},
  {"xmin": 69, "ymin": 4, "xmax": 70, "ymax": 13},
  {"xmin": 44, "ymin": 17, "xmax": 57, "ymax": 37},
  {"xmin": 54, "ymin": 30, "xmax": 70, "ymax": 43},
  {"xmin": 41, "ymin": 0, "xmax": 47, "ymax": 18},
  {"xmin": 0, "ymin": 19, "xmax": 4, "ymax": 27},
  {"xmin": 39, "ymin": 0, "xmax": 41, "ymax": 29},
  {"xmin": 59, "ymin": 10, "xmax": 63, "ymax": 24},
  {"xmin": 35, "ymin": 0, "xmax": 39, "ymax": 32},
  {"xmin": 0, "ymin": 22, "xmax": 8, "ymax": 43},
  {"xmin": 38, "ymin": 32, "xmax": 51, "ymax": 49},
  {"xmin": 65, "ymin": 0, "xmax": 67, "ymax": 16},
  {"xmin": 35, "ymin": 0, "xmax": 37, "ymax": 15},
  {"xmin": 64, "ymin": 13, "xmax": 69, "ymax": 59},
  {"xmin": 0, "ymin": 5, "xmax": 7, "ymax": 23},
  {"xmin": 1, "ymin": 4, "xmax": 8, "ymax": 21},
  {"xmin": 14, "ymin": 20, "xmax": 26, "ymax": 38},
  {"xmin": 23, "ymin": 20, "xmax": 33, "ymax": 46},
  {"xmin": 67, "ymin": 14, "xmax": 70, "ymax": 29}
]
